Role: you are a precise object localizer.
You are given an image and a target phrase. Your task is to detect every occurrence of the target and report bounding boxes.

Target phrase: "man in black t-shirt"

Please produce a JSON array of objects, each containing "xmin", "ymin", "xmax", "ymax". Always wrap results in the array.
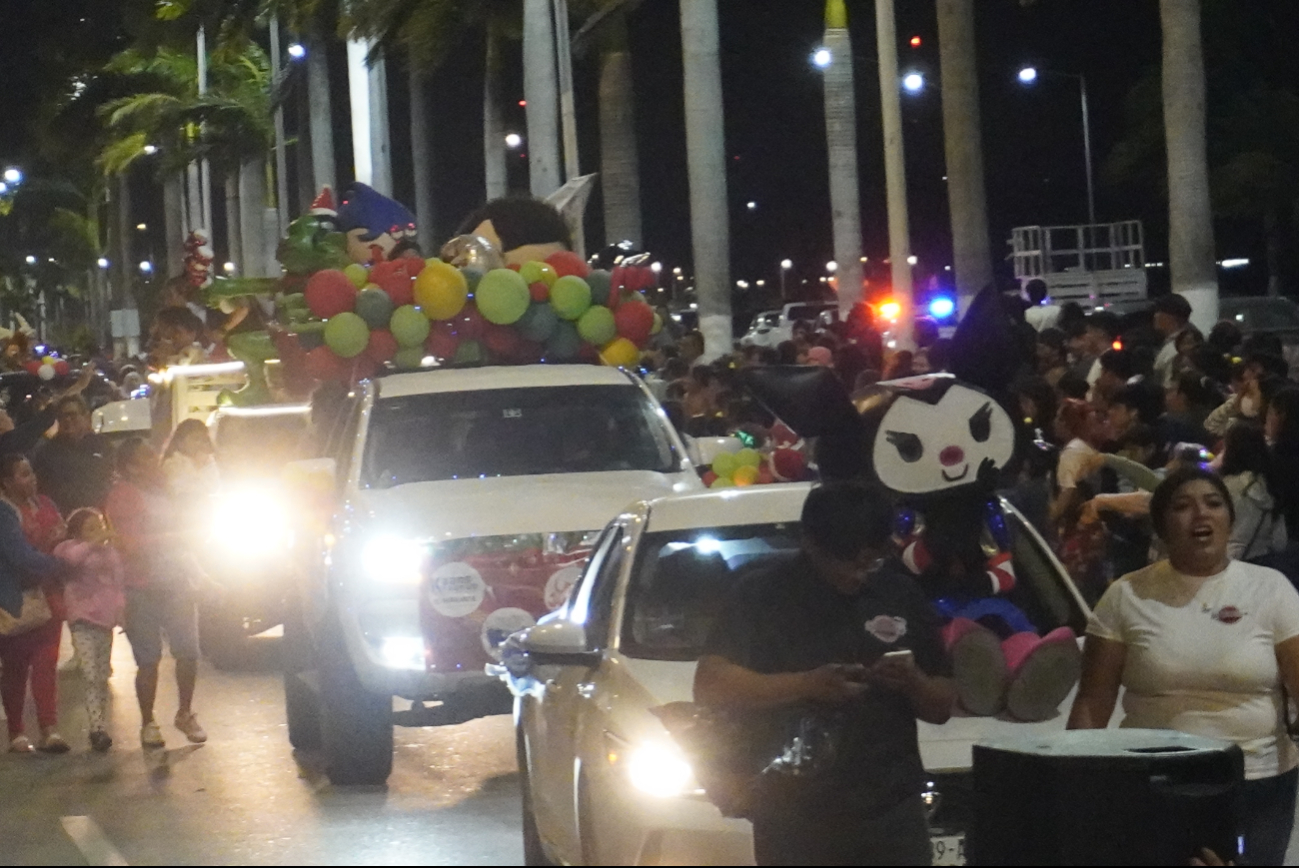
[
  {"xmin": 32, "ymin": 396, "xmax": 113, "ymax": 512},
  {"xmin": 694, "ymin": 482, "xmax": 955, "ymax": 866}
]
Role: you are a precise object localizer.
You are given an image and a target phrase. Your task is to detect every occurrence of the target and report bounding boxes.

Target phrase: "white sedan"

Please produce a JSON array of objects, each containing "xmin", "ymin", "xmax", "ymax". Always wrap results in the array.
[{"xmin": 499, "ymin": 484, "xmax": 1091, "ymax": 866}]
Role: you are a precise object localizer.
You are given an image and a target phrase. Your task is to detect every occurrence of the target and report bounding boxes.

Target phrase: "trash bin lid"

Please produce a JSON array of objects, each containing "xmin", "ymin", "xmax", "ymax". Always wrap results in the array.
[{"xmin": 976, "ymin": 728, "xmax": 1236, "ymax": 759}]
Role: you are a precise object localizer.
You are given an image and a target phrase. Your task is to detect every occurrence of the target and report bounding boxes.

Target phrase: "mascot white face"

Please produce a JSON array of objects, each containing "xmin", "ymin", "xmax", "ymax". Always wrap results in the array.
[{"xmin": 871, "ymin": 378, "xmax": 1016, "ymax": 496}]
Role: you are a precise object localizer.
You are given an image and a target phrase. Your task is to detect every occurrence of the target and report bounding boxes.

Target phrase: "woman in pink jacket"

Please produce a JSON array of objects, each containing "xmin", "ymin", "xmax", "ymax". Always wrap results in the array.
[{"xmin": 55, "ymin": 508, "xmax": 125, "ymax": 752}]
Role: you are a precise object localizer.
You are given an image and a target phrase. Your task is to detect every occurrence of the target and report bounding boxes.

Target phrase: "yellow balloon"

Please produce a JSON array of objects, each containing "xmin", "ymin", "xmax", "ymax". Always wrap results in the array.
[
  {"xmin": 732, "ymin": 465, "xmax": 760, "ymax": 487},
  {"xmin": 343, "ymin": 263, "xmax": 370, "ymax": 288},
  {"xmin": 599, "ymin": 337, "xmax": 640, "ymax": 369},
  {"xmin": 413, "ymin": 260, "xmax": 469, "ymax": 321}
]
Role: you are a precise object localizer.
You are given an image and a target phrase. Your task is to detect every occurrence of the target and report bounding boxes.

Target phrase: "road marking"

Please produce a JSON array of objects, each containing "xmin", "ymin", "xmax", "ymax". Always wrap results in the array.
[{"xmin": 60, "ymin": 816, "xmax": 129, "ymax": 867}]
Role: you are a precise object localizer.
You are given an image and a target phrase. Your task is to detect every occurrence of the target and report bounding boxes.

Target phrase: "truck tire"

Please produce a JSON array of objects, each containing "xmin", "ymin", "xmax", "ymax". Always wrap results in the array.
[
  {"xmin": 282, "ymin": 610, "xmax": 321, "ymax": 751},
  {"xmin": 320, "ymin": 632, "xmax": 393, "ymax": 785},
  {"xmin": 198, "ymin": 605, "xmax": 246, "ymax": 671}
]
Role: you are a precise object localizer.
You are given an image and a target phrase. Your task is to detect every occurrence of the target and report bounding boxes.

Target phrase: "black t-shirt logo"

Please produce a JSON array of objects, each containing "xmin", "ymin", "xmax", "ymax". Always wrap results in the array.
[{"xmin": 864, "ymin": 615, "xmax": 907, "ymax": 644}]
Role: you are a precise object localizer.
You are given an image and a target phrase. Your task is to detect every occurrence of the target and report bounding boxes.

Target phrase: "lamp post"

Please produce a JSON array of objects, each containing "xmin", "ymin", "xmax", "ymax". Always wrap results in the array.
[
  {"xmin": 1018, "ymin": 66, "xmax": 1096, "ymax": 228},
  {"xmin": 780, "ymin": 258, "xmax": 793, "ymax": 301}
]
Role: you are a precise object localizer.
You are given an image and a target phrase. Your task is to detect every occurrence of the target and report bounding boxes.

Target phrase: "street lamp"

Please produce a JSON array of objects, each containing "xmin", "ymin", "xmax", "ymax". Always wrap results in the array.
[
  {"xmin": 902, "ymin": 72, "xmax": 925, "ymax": 94},
  {"xmin": 3, "ymin": 168, "xmax": 22, "ymax": 186},
  {"xmin": 24, "ymin": 255, "xmax": 36, "ymax": 265},
  {"xmin": 826, "ymin": 261, "xmax": 839, "ymax": 273},
  {"xmin": 287, "ymin": 43, "xmax": 306, "ymax": 61},
  {"xmin": 138, "ymin": 261, "xmax": 153, "ymax": 275},
  {"xmin": 505, "ymin": 133, "xmax": 523, "ymax": 149},
  {"xmin": 142, "ymin": 144, "xmax": 158, "ymax": 156},
  {"xmin": 96, "ymin": 257, "xmax": 109, "ymax": 269},
  {"xmin": 812, "ymin": 47, "xmax": 832, "ymax": 69},
  {"xmin": 1017, "ymin": 65, "xmax": 1096, "ymax": 227},
  {"xmin": 780, "ymin": 259, "xmax": 793, "ymax": 301}
]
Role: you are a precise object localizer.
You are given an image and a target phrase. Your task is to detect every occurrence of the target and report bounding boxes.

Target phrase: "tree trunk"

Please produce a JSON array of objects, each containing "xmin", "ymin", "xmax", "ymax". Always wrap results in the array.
[
  {"xmin": 1265, "ymin": 210, "xmax": 1281, "ymax": 297},
  {"xmin": 937, "ymin": 0, "xmax": 993, "ymax": 312},
  {"xmin": 225, "ymin": 173, "xmax": 243, "ymax": 273},
  {"xmin": 823, "ymin": 0, "xmax": 864, "ymax": 314},
  {"xmin": 876, "ymin": 0, "xmax": 914, "ymax": 347},
  {"xmin": 484, "ymin": 22, "xmax": 508, "ymax": 201},
  {"xmin": 239, "ymin": 158, "xmax": 268, "ymax": 278},
  {"xmin": 1161, "ymin": 0, "xmax": 1218, "ymax": 332},
  {"xmin": 307, "ymin": 31, "xmax": 337, "ymax": 192},
  {"xmin": 554, "ymin": 0, "xmax": 580, "ymax": 182},
  {"xmin": 680, "ymin": 0, "xmax": 732, "ymax": 360},
  {"xmin": 599, "ymin": 10, "xmax": 642, "ymax": 247},
  {"xmin": 163, "ymin": 173, "xmax": 186, "ymax": 280},
  {"xmin": 409, "ymin": 62, "xmax": 436, "ymax": 253},
  {"xmin": 524, "ymin": 0, "xmax": 562, "ymax": 197}
]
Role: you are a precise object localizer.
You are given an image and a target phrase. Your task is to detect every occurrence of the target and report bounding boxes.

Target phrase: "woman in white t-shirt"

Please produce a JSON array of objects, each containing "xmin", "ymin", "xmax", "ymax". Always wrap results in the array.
[{"xmin": 1069, "ymin": 468, "xmax": 1299, "ymax": 866}]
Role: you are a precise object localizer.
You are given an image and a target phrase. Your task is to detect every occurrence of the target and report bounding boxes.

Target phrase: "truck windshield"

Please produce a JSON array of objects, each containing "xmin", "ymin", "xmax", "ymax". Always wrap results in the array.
[{"xmin": 362, "ymin": 384, "xmax": 680, "ymax": 487}]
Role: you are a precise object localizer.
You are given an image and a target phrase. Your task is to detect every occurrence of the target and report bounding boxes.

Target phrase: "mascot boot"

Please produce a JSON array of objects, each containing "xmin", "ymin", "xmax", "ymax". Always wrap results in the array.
[{"xmin": 942, "ymin": 617, "xmax": 1081, "ymax": 721}]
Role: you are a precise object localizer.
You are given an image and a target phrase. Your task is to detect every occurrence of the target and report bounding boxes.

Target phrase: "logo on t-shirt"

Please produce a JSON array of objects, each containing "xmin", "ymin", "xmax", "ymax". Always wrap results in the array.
[
  {"xmin": 1207, "ymin": 604, "xmax": 1246, "ymax": 625},
  {"xmin": 865, "ymin": 615, "xmax": 908, "ymax": 644}
]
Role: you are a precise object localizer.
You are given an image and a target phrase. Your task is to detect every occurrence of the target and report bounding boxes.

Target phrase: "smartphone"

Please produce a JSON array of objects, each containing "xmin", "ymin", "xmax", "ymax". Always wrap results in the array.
[{"xmin": 883, "ymin": 649, "xmax": 914, "ymax": 661}]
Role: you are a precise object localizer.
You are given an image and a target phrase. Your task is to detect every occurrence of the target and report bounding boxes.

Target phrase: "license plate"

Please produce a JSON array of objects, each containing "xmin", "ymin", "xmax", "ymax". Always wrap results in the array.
[{"xmin": 931, "ymin": 834, "xmax": 965, "ymax": 866}]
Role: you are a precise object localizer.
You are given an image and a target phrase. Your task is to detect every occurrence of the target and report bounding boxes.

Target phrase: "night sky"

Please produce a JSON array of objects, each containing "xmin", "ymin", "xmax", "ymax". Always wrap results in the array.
[{"xmin": 0, "ymin": 1, "xmax": 1283, "ymax": 312}]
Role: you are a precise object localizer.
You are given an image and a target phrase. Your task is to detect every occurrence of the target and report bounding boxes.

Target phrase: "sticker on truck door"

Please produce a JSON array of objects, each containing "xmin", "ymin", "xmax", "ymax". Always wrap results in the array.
[{"xmin": 427, "ymin": 562, "xmax": 487, "ymax": 617}]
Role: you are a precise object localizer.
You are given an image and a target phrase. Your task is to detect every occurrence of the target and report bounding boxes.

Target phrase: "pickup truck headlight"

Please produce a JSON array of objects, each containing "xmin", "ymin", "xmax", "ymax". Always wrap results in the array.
[
  {"xmin": 210, "ymin": 487, "xmax": 290, "ymax": 560},
  {"xmin": 363, "ymin": 536, "xmax": 426, "ymax": 585}
]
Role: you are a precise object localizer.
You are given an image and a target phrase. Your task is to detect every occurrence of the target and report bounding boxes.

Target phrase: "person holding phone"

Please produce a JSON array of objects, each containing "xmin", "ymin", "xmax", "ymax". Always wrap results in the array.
[{"xmin": 694, "ymin": 482, "xmax": 955, "ymax": 866}]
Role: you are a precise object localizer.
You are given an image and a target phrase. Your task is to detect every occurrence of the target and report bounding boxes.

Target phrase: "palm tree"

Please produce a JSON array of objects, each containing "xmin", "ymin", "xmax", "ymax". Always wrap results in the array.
[
  {"xmin": 679, "ymin": 0, "xmax": 731, "ymax": 360},
  {"xmin": 1161, "ymin": 0, "xmax": 1218, "ymax": 330},
  {"xmin": 593, "ymin": 5, "xmax": 641, "ymax": 246},
  {"xmin": 822, "ymin": 0, "xmax": 863, "ymax": 313},
  {"xmin": 936, "ymin": 0, "xmax": 992, "ymax": 311},
  {"xmin": 523, "ymin": 0, "xmax": 562, "ymax": 197}
]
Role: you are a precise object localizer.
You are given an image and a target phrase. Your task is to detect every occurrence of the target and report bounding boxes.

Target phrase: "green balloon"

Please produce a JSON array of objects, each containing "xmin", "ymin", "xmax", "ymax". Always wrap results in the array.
[
  {"xmin": 475, "ymin": 268, "xmax": 531, "ymax": 325},
  {"xmin": 355, "ymin": 288, "xmax": 395, "ymax": 329},
  {"xmin": 711, "ymin": 451, "xmax": 739, "ymax": 479},
  {"xmin": 323, "ymin": 312, "xmax": 370, "ymax": 359},
  {"xmin": 585, "ymin": 270, "xmax": 613, "ymax": 306},
  {"xmin": 735, "ymin": 447, "xmax": 762, "ymax": 469},
  {"xmin": 549, "ymin": 275, "xmax": 592, "ymax": 321},
  {"xmin": 389, "ymin": 304, "xmax": 431, "ymax": 348},
  {"xmin": 518, "ymin": 303, "xmax": 559, "ymax": 343},
  {"xmin": 545, "ymin": 321, "xmax": 583, "ymax": 360},
  {"xmin": 394, "ymin": 347, "xmax": 425, "ymax": 369},
  {"xmin": 453, "ymin": 339, "xmax": 485, "ymax": 365},
  {"xmin": 577, "ymin": 305, "xmax": 616, "ymax": 345}
]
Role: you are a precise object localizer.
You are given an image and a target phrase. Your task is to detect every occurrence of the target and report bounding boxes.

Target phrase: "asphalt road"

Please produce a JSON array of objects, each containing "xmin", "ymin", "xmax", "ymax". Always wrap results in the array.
[{"xmin": 0, "ymin": 627, "xmax": 523, "ymax": 866}]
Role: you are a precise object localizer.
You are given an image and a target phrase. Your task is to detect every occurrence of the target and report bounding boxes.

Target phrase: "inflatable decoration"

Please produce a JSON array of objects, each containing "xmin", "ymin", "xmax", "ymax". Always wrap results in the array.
[
  {"xmin": 337, "ymin": 183, "xmax": 420, "ymax": 265},
  {"xmin": 183, "ymin": 230, "xmax": 215, "ymax": 289},
  {"xmin": 740, "ymin": 286, "xmax": 1081, "ymax": 723},
  {"xmin": 440, "ymin": 234, "xmax": 506, "ymax": 272}
]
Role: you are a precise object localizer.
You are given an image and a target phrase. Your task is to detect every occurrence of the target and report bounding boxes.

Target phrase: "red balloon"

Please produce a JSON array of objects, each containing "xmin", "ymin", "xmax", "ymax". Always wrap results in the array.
[
  {"xmin": 304, "ymin": 269, "xmax": 358, "ymax": 319},
  {"xmin": 545, "ymin": 250, "xmax": 590, "ymax": 279},
  {"xmin": 702, "ymin": 471, "xmax": 718, "ymax": 487},
  {"xmin": 772, "ymin": 449, "xmax": 807, "ymax": 482},
  {"xmin": 513, "ymin": 339, "xmax": 545, "ymax": 364},
  {"xmin": 482, "ymin": 323, "xmax": 521, "ymax": 357},
  {"xmin": 425, "ymin": 320, "xmax": 460, "ymax": 360},
  {"xmin": 304, "ymin": 345, "xmax": 350, "ymax": 383},
  {"xmin": 349, "ymin": 354, "xmax": 380, "ymax": 383},
  {"xmin": 529, "ymin": 281, "xmax": 550, "ymax": 303},
  {"xmin": 370, "ymin": 259, "xmax": 416, "ymax": 307},
  {"xmin": 53, "ymin": 360, "xmax": 70, "ymax": 376},
  {"xmin": 614, "ymin": 301, "xmax": 655, "ymax": 347},
  {"xmin": 366, "ymin": 329, "xmax": 399, "ymax": 362},
  {"xmin": 22, "ymin": 360, "xmax": 40, "ymax": 375},
  {"xmin": 455, "ymin": 303, "xmax": 486, "ymax": 340}
]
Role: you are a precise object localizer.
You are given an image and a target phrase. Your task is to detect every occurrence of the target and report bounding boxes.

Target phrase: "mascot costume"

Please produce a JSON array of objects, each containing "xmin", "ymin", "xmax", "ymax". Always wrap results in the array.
[{"xmin": 742, "ymin": 286, "xmax": 1081, "ymax": 722}]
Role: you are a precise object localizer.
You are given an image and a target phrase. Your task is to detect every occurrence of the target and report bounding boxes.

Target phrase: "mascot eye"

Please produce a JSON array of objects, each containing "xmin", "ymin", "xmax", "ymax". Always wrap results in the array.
[
  {"xmin": 969, "ymin": 403, "xmax": 993, "ymax": 443},
  {"xmin": 885, "ymin": 431, "xmax": 924, "ymax": 464}
]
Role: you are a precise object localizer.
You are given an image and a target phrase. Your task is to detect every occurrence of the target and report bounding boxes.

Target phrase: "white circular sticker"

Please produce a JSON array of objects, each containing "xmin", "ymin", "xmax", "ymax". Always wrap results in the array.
[
  {"xmin": 427, "ymin": 562, "xmax": 487, "ymax": 618},
  {"xmin": 481, "ymin": 608, "xmax": 537, "ymax": 660},
  {"xmin": 544, "ymin": 565, "xmax": 583, "ymax": 611}
]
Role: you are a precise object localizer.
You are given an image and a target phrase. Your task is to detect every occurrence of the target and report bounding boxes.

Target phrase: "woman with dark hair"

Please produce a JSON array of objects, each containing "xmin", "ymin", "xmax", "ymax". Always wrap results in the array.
[
  {"xmin": 162, "ymin": 418, "xmax": 219, "ymax": 501},
  {"xmin": 1052, "ymin": 400, "xmax": 1107, "ymax": 598},
  {"xmin": 1221, "ymin": 424, "xmax": 1288, "ymax": 560},
  {"xmin": 0, "ymin": 453, "xmax": 68, "ymax": 753},
  {"xmin": 1266, "ymin": 387, "xmax": 1299, "ymax": 539},
  {"xmin": 1070, "ymin": 467, "xmax": 1299, "ymax": 865}
]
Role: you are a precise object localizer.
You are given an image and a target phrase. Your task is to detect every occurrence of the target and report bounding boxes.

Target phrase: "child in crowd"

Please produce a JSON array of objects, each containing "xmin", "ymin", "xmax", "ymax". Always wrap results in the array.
[{"xmin": 55, "ymin": 508, "xmax": 125, "ymax": 752}]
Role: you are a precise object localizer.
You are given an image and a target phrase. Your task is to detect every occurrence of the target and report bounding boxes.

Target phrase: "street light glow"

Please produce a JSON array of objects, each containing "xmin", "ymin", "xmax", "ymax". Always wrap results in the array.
[
  {"xmin": 96, "ymin": 257, "xmax": 109, "ymax": 269},
  {"xmin": 136, "ymin": 223, "xmax": 147, "ymax": 231},
  {"xmin": 826, "ymin": 261, "xmax": 839, "ymax": 273},
  {"xmin": 142, "ymin": 144, "xmax": 158, "ymax": 155},
  {"xmin": 504, "ymin": 133, "xmax": 523, "ymax": 149},
  {"xmin": 3, "ymin": 168, "xmax": 22, "ymax": 185},
  {"xmin": 1018, "ymin": 66, "xmax": 1039, "ymax": 84},
  {"xmin": 812, "ymin": 48, "xmax": 832, "ymax": 69},
  {"xmin": 746, "ymin": 201, "xmax": 757, "ymax": 211},
  {"xmin": 287, "ymin": 43, "xmax": 306, "ymax": 60},
  {"xmin": 24, "ymin": 255, "xmax": 36, "ymax": 265},
  {"xmin": 138, "ymin": 261, "xmax": 153, "ymax": 274},
  {"xmin": 902, "ymin": 73, "xmax": 925, "ymax": 93},
  {"xmin": 650, "ymin": 262, "xmax": 662, "ymax": 274},
  {"xmin": 781, "ymin": 259, "xmax": 793, "ymax": 270},
  {"xmin": 907, "ymin": 255, "xmax": 919, "ymax": 266}
]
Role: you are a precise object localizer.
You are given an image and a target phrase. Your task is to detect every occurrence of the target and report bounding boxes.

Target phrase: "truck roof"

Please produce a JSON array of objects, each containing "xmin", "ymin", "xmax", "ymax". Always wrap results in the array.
[{"xmin": 373, "ymin": 363, "xmax": 636, "ymax": 399}]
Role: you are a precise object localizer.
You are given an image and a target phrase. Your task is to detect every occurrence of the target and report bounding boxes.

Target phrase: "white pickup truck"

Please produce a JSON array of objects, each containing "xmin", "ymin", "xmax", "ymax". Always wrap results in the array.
[{"xmin": 281, "ymin": 363, "xmax": 705, "ymax": 785}]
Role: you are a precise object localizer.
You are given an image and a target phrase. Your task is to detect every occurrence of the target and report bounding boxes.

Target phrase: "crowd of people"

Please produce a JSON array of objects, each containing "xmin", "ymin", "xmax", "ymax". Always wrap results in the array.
[{"xmin": 0, "ymin": 385, "xmax": 214, "ymax": 754}]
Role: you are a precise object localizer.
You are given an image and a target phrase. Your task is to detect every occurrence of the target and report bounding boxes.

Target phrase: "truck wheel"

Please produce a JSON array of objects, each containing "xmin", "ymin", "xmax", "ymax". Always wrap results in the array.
[
  {"xmin": 282, "ymin": 611, "xmax": 321, "ymax": 751},
  {"xmin": 320, "ymin": 636, "xmax": 393, "ymax": 785},
  {"xmin": 518, "ymin": 731, "xmax": 554, "ymax": 867},
  {"xmin": 198, "ymin": 605, "xmax": 246, "ymax": 671}
]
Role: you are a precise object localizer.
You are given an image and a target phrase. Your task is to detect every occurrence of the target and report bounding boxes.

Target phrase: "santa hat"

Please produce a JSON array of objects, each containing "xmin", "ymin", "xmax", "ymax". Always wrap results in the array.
[{"xmin": 310, "ymin": 186, "xmax": 337, "ymax": 216}]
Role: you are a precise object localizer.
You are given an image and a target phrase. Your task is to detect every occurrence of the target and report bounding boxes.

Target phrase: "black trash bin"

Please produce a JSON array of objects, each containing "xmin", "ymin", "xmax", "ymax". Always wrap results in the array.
[{"xmin": 969, "ymin": 729, "xmax": 1242, "ymax": 866}]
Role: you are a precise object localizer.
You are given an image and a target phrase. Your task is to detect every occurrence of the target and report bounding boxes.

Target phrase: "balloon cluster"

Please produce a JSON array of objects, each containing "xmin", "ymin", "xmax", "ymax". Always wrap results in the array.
[
  {"xmin": 287, "ymin": 243, "xmax": 665, "ymax": 385},
  {"xmin": 701, "ymin": 444, "xmax": 809, "ymax": 489},
  {"xmin": 23, "ymin": 354, "xmax": 70, "ymax": 381}
]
